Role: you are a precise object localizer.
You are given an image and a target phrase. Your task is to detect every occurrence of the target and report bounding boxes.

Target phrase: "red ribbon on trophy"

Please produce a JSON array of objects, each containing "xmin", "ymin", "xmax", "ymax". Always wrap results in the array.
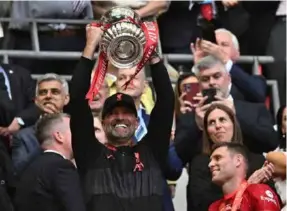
[{"xmin": 85, "ymin": 18, "xmax": 159, "ymax": 102}]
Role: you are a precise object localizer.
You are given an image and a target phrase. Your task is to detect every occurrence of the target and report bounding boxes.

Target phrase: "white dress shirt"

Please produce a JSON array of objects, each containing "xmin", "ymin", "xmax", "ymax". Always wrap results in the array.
[{"xmin": 276, "ymin": 0, "xmax": 286, "ymax": 16}]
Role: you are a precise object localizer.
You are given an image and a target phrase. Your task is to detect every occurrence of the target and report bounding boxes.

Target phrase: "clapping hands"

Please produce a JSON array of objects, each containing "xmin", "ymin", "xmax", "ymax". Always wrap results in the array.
[{"xmin": 248, "ymin": 161, "xmax": 275, "ymax": 184}]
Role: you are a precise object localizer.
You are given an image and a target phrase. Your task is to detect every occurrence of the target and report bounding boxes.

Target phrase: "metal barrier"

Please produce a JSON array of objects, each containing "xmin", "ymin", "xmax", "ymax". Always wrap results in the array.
[
  {"xmin": 0, "ymin": 17, "xmax": 277, "ymax": 63},
  {"xmin": 0, "ymin": 17, "xmax": 282, "ymax": 115}
]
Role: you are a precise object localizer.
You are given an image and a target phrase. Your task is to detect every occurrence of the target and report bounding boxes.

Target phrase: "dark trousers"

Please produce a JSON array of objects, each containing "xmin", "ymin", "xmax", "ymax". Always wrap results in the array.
[
  {"xmin": 265, "ymin": 16, "xmax": 286, "ymax": 106},
  {"xmin": 8, "ymin": 29, "xmax": 86, "ymax": 75}
]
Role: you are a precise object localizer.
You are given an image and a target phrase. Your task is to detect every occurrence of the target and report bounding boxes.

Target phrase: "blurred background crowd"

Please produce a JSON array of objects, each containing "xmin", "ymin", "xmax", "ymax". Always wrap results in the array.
[{"xmin": 0, "ymin": 1, "xmax": 286, "ymax": 211}]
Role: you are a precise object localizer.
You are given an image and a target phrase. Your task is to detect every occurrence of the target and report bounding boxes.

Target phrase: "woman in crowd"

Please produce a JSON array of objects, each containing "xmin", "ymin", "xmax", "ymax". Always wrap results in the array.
[{"xmin": 186, "ymin": 103, "xmax": 277, "ymax": 211}]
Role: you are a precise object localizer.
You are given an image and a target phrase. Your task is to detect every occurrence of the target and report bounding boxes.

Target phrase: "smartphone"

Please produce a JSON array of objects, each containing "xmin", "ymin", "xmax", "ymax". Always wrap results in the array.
[
  {"xmin": 202, "ymin": 88, "xmax": 217, "ymax": 105},
  {"xmin": 183, "ymin": 83, "xmax": 200, "ymax": 105},
  {"xmin": 198, "ymin": 18, "xmax": 217, "ymax": 44}
]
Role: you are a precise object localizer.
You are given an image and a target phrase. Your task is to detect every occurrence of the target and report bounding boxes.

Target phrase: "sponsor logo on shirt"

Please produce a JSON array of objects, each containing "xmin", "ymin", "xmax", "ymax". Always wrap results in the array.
[
  {"xmin": 260, "ymin": 190, "xmax": 277, "ymax": 205},
  {"xmin": 219, "ymin": 204, "xmax": 232, "ymax": 211},
  {"xmin": 265, "ymin": 190, "xmax": 274, "ymax": 198}
]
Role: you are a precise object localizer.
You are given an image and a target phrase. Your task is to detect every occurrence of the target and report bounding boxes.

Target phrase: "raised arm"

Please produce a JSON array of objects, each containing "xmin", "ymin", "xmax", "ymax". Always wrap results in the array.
[
  {"xmin": 69, "ymin": 26, "xmax": 104, "ymax": 171},
  {"xmin": 143, "ymin": 56, "xmax": 175, "ymax": 170},
  {"xmin": 230, "ymin": 64, "xmax": 267, "ymax": 103}
]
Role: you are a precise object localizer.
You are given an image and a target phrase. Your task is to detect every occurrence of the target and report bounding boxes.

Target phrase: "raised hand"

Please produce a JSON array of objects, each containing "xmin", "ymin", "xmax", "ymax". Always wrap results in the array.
[
  {"xmin": 195, "ymin": 94, "xmax": 210, "ymax": 130},
  {"xmin": 200, "ymin": 40, "xmax": 229, "ymax": 64},
  {"xmin": 248, "ymin": 162, "xmax": 275, "ymax": 184},
  {"xmin": 86, "ymin": 23, "xmax": 104, "ymax": 48},
  {"xmin": 221, "ymin": 0, "xmax": 239, "ymax": 8},
  {"xmin": 190, "ymin": 38, "xmax": 206, "ymax": 64},
  {"xmin": 83, "ymin": 23, "xmax": 104, "ymax": 59},
  {"xmin": 179, "ymin": 92, "xmax": 194, "ymax": 114}
]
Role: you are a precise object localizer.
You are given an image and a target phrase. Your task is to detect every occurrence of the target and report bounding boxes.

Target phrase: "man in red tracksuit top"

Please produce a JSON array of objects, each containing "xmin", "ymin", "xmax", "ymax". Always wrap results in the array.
[{"xmin": 208, "ymin": 142, "xmax": 281, "ymax": 211}]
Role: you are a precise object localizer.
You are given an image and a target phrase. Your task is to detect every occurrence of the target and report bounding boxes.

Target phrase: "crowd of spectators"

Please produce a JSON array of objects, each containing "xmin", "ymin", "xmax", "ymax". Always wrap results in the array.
[{"xmin": 0, "ymin": 1, "xmax": 286, "ymax": 211}]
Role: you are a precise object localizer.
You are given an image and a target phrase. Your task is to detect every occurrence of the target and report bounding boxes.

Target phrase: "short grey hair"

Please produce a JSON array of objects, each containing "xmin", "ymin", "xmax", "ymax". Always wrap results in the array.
[
  {"xmin": 216, "ymin": 28, "xmax": 239, "ymax": 51},
  {"xmin": 35, "ymin": 113, "xmax": 70, "ymax": 146},
  {"xmin": 193, "ymin": 55, "xmax": 226, "ymax": 76},
  {"xmin": 35, "ymin": 73, "xmax": 69, "ymax": 96}
]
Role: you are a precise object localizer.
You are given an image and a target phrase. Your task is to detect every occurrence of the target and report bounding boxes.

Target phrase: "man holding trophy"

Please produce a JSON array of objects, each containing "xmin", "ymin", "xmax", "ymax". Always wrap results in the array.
[{"xmin": 69, "ymin": 7, "xmax": 174, "ymax": 211}]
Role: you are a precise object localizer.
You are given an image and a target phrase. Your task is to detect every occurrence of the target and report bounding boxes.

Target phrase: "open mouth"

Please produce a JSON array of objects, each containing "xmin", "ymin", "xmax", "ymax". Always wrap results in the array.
[
  {"xmin": 114, "ymin": 124, "xmax": 128, "ymax": 129},
  {"xmin": 43, "ymin": 102, "xmax": 56, "ymax": 106}
]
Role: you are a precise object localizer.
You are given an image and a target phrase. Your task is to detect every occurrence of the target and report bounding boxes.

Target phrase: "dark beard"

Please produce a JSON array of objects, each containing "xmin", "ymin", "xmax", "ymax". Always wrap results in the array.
[
  {"xmin": 106, "ymin": 132, "xmax": 134, "ymax": 145},
  {"xmin": 105, "ymin": 125, "xmax": 136, "ymax": 145}
]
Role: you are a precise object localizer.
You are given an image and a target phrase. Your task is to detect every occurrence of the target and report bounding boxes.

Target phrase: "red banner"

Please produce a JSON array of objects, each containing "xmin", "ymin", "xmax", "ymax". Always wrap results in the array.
[{"xmin": 85, "ymin": 19, "xmax": 159, "ymax": 102}]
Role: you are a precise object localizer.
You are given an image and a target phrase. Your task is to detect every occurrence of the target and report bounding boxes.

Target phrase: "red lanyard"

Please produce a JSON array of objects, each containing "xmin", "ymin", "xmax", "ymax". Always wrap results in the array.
[{"xmin": 219, "ymin": 181, "xmax": 249, "ymax": 211}]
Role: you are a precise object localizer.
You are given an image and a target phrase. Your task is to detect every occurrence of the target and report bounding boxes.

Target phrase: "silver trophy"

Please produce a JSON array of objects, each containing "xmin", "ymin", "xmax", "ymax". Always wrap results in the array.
[{"xmin": 100, "ymin": 7, "xmax": 146, "ymax": 69}]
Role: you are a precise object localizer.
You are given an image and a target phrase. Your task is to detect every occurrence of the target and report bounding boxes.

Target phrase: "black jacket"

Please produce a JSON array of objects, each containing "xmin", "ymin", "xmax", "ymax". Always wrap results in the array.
[
  {"xmin": 0, "ymin": 63, "xmax": 40, "ymax": 127},
  {"xmin": 0, "ymin": 141, "xmax": 14, "ymax": 211},
  {"xmin": 69, "ymin": 57, "xmax": 174, "ymax": 211},
  {"xmin": 14, "ymin": 152, "xmax": 86, "ymax": 211}
]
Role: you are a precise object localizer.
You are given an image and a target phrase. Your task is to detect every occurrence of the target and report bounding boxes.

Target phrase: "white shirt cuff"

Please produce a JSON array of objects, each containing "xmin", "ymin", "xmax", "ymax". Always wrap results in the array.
[
  {"xmin": 16, "ymin": 117, "xmax": 25, "ymax": 126},
  {"xmin": 225, "ymin": 60, "xmax": 233, "ymax": 73}
]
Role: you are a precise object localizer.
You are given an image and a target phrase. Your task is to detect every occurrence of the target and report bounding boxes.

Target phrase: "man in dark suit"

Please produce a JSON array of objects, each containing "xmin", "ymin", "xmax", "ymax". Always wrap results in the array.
[
  {"xmin": 11, "ymin": 73, "xmax": 70, "ymax": 175},
  {"xmin": 0, "ymin": 63, "xmax": 39, "ymax": 137},
  {"xmin": 14, "ymin": 113, "xmax": 86, "ymax": 211},
  {"xmin": 0, "ymin": 73, "xmax": 16, "ymax": 211},
  {"xmin": 192, "ymin": 28, "xmax": 267, "ymax": 103}
]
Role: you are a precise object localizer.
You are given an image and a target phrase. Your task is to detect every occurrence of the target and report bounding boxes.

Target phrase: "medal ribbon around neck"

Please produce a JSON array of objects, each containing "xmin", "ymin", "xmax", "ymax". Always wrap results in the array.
[{"xmin": 219, "ymin": 180, "xmax": 249, "ymax": 211}]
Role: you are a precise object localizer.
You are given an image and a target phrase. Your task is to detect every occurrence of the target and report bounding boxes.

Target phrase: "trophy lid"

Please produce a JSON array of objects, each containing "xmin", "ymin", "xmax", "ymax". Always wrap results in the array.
[{"xmin": 101, "ymin": 6, "xmax": 142, "ymax": 25}]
